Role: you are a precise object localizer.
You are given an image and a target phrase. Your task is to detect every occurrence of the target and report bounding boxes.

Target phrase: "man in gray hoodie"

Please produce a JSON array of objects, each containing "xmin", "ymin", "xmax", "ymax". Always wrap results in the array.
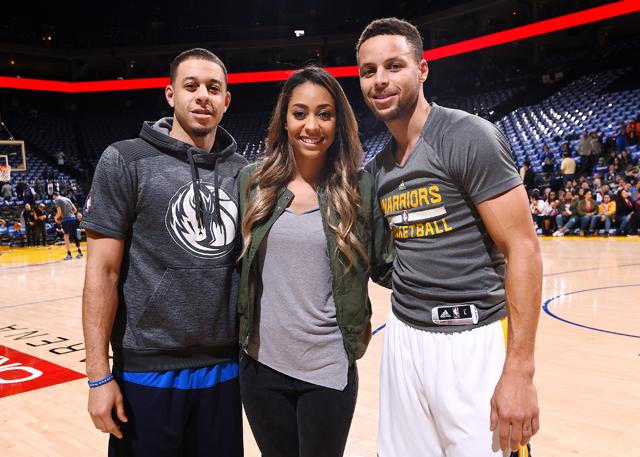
[{"xmin": 82, "ymin": 48, "xmax": 246, "ymax": 457}]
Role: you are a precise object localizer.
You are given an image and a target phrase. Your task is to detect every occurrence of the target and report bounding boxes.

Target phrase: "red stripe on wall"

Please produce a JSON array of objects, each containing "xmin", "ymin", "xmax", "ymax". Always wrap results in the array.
[{"xmin": 1, "ymin": 1, "xmax": 638, "ymax": 92}]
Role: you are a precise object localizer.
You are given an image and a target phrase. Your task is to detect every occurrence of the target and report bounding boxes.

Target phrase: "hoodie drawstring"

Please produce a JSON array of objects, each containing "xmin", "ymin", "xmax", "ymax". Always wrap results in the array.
[
  {"xmin": 187, "ymin": 149, "xmax": 222, "ymax": 234},
  {"xmin": 186, "ymin": 149, "xmax": 205, "ymax": 235},
  {"xmin": 212, "ymin": 156, "xmax": 221, "ymax": 226}
]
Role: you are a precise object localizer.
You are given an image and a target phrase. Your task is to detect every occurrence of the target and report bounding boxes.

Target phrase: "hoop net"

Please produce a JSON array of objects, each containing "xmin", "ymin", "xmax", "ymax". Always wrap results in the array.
[{"xmin": 0, "ymin": 165, "xmax": 11, "ymax": 182}]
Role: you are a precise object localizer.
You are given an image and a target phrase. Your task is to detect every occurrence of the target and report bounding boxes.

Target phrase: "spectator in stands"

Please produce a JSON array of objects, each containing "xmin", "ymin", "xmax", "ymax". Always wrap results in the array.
[
  {"xmin": 46, "ymin": 179, "xmax": 54, "ymax": 199},
  {"xmin": 615, "ymin": 189, "xmax": 637, "ymax": 236},
  {"xmin": 56, "ymin": 150, "xmax": 65, "ymax": 166},
  {"xmin": 592, "ymin": 176, "xmax": 602, "ymax": 195},
  {"xmin": 618, "ymin": 149, "xmax": 630, "ymax": 169},
  {"xmin": 1, "ymin": 181, "xmax": 12, "ymax": 202},
  {"xmin": 593, "ymin": 193, "xmax": 616, "ymax": 236},
  {"xmin": 612, "ymin": 175, "xmax": 625, "ymax": 193},
  {"xmin": 564, "ymin": 179, "xmax": 577, "ymax": 194},
  {"xmin": 22, "ymin": 203, "xmax": 35, "ymax": 246},
  {"xmin": 626, "ymin": 128, "xmax": 638, "ymax": 148},
  {"xmin": 577, "ymin": 130, "xmax": 592, "ymax": 175},
  {"xmin": 604, "ymin": 164, "xmax": 618, "ymax": 184},
  {"xmin": 595, "ymin": 183, "xmax": 610, "ymax": 204},
  {"xmin": 593, "ymin": 157, "xmax": 608, "ymax": 176},
  {"xmin": 33, "ymin": 203, "xmax": 47, "ymax": 247},
  {"xmin": 23, "ymin": 183, "xmax": 35, "ymax": 206},
  {"xmin": 541, "ymin": 155, "xmax": 555, "ymax": 174},
  {"xmin": 41, "ymin": 168, "xmax": 52, "ymax": 181},
  {"xmin": 540, "ymin": 143, "xmax": 553, "ymax": 161},
  {"xmin": 540, "ymin": 190, "xmax": 558, "ymax": 235},
  {"xmin": 34, "ymin": 179, "xmax": 44, "ymax": 200},
  {"xmin": 631, "ymin": 181, "xmax": 640, "ymax": 201},
  {"xmin": 529, "ymin": 189, "xmax": 541, "ymax": 225},
  {"xmin": 613, "ymin": 157, "xmax": 623, "ymax": 172},
  {"xmin": 16, "ymin": 179, "xmax": 27, "ymax": 200},
  {"xmin": 520, "ymin": 160, "xmax": 536, "ymax": 194},
  {"xmin": 589, "ymin": 132, "xmax": 603, "ymax": 160},
  {"xmin": 577, "ymin": 190, "xmax": 598, "ymax": 236},
  {"xmin": 560, "ymin": 150, "xmax": 576, "ymax": 185},
  {"xmin": 54, "ymin": 221, "xmax": 64, "ymax": 243},
  {"xmin": 553, "ymin": 191, "xmax": 579, "ymax": 237},
  {"xmin": 626, "ymin": 120, "xmax": 636, "ymax": 135},
  {"xmin": 58, "ymin": 179, "xmax": 68, "ymax": 197},
  {"xmin": 69, "ymin": 183, "xmax": 84, "ymax": 206},
  {"xmin": 614, "ymin": 125, "xmax": 627, "ymax": 152}
]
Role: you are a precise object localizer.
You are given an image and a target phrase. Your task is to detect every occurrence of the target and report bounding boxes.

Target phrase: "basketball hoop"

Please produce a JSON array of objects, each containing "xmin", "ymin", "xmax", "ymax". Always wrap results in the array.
[{"xmin": 0, "ymin": 164, "xmax": 10, "ymax": 183}]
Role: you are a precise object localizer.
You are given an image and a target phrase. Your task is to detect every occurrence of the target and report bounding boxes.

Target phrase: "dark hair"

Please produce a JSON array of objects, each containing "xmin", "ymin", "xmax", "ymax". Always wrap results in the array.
[
  {"xmin": 169, "ymin": 48, "xmax": 227, "ymax": 86},
  {"xmin": 356, "ymin": 17, "xmax": 423, "ymax": 62}
]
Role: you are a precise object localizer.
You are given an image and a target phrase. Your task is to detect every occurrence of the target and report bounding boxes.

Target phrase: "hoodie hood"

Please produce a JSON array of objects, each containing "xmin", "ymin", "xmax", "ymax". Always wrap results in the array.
[
  {"xmin": 140, "ymin": 117, "xmax": 237, "ymax": 159},
  {"xmin": 139, "ymin": 117, "xmax": 238, "ymax": 234}
]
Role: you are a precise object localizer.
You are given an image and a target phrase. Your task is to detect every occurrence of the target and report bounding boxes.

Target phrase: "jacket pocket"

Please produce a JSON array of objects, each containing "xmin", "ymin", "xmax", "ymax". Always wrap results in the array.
[{"xmin": 135, "ymin": 265, "xmax": 239, "ymax": 351}]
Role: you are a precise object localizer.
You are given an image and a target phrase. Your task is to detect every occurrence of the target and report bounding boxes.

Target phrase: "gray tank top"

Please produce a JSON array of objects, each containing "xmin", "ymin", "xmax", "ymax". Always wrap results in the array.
[{"xmin": 247, "ymin": 205, "xmax": 348, "ymax": 390}]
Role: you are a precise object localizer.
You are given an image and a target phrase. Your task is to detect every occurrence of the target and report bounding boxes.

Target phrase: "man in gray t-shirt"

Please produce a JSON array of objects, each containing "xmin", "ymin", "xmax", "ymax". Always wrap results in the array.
[
  {"xmin": 357, "ymin": 18, "xmax": 542, "ymax": 457},
  {"xmin": 53, "ymin": 191, "xmax": 82, "ymax": 260}
]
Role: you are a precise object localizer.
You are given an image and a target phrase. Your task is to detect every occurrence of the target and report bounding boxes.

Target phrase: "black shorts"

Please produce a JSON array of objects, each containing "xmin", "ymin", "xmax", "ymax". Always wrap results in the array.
[
  {"xmin": 61, "ymin": 219, "xmax": 78, "ymax": 235},
  {"xmin": 108, "ymin": 365, "xmax": 243, "ymax": 457}
]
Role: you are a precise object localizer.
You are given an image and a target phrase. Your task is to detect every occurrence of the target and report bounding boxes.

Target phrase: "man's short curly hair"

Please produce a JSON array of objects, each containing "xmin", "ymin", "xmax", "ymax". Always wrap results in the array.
[
  {"xmin": 169, "ymin": 48, "xmax": 227, "ymax": 87},
  {"xmin": 356, "ymin": 17, "xmax": 423, "ymax": 62}
]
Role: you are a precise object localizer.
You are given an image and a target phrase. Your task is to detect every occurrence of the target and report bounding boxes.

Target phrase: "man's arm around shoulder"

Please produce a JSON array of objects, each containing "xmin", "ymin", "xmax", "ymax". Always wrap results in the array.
[{"xmin": 476, "ymin": 184, "xmax": 542, "ymax": 453}]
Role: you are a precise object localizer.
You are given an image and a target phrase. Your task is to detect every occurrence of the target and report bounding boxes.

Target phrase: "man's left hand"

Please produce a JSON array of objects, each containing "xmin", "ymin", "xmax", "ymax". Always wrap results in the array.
[{"xmin": 490, "ymin": 369, "xmax": 540, "ymax": 452}]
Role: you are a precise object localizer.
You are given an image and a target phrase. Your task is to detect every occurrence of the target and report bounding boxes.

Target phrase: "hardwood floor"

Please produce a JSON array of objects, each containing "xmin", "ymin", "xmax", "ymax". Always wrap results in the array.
[{"xmin": 1, "ymin": 239, "xmax": 639, "ymax": 456}]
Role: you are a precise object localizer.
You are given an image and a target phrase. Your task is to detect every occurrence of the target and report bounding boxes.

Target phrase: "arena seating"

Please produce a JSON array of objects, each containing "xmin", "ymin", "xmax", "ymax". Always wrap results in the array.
[
  {"xmin": 497, "ymin": 68, "xmax": 639, "ymax": 171},
  {"xmin": 10, "ymin": 114, "xmax": 85, "ymax": 173}
]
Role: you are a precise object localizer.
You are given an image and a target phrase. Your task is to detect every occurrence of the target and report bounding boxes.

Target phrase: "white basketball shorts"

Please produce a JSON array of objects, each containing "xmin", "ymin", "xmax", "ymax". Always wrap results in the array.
[{"xmin": 378, "ymin": 311, "xmax": 531, "ymax": 457}]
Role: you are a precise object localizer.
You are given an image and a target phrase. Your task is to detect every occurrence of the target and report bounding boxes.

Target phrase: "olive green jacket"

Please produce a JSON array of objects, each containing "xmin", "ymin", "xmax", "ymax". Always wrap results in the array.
[{"xmin": 237, "ymin": 164, "xmax": 394, "ymax": 364}]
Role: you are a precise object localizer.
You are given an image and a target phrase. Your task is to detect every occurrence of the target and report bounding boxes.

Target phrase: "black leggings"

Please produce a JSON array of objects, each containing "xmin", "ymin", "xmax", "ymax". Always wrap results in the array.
[{"xmin": 239, "ymin": 352, "xmax": 358, "ymax": 457}]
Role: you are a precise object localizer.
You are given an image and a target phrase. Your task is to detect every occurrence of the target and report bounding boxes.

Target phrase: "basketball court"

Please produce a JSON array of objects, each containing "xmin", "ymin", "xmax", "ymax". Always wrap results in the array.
[{"xmin": 1, "ymin": 238, "xmax": 638, "ymax": 456}]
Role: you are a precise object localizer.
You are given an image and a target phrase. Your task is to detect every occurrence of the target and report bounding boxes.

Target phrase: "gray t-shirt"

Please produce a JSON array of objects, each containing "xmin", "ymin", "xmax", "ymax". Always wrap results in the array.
[
  {"xmin": 247, "ymin": 206, "xmax": 348, "ymax": 390},
  {"xmin": 54, "ymin": 196, "xmax": 76, "ymax": 219},
  {"xmin": 367, "ymin": 103, "xmax": 522, "ymax": 332}
]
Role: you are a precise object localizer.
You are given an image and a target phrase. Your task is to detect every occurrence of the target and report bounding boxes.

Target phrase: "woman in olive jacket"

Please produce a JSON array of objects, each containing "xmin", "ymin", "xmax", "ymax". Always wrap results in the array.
[{"xmin": 237, "ymin": 67, "xmax": 393, "ymax": 457}]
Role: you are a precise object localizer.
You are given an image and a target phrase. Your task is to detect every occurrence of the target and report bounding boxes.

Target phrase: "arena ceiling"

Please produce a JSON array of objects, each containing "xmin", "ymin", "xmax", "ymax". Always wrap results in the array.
[{"xmin": 0, "ymin": 0, "xmax": 638, "ymax": 83}]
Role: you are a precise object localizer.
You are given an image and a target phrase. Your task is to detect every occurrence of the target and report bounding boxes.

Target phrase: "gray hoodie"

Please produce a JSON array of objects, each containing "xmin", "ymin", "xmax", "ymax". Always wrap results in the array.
[{"xmin": 82, "ymin": 118, "xmax": 248, "ymax": 372}]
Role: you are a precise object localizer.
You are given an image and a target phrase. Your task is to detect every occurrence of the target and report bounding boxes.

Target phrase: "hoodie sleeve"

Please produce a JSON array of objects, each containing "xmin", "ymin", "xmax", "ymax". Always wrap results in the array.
[{"xmin": 81, "ymin": 145, "xmax": 136, "ymax": 239}]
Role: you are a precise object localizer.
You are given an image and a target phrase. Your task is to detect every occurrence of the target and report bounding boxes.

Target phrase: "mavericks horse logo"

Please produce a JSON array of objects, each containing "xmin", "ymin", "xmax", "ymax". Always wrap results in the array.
[{"xmin": 165, "ymin": 182, "xmax": 238, "ymax": 259}]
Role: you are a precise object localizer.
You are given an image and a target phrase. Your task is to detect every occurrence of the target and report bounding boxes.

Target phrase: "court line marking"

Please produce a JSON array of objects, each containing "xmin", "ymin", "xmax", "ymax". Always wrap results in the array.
[
  {"xmin": 371, "ymin": 264, "xmax": 640, "ymax": 337},
  {"xmin": 0, "ymin": 295, "xmax": 83, "ymax": 310},
  {"xmin": 543, "ymin": 262, "xmax": 640, "ymax": 277},
  {"xmin": 542, "ymin": 284, "xmax": 640, "ymax": 339},
  {"xmin": 0, "ymin": 260, "xmax": 63, "ymax": 270},
  {"xmin": 5, "ymin": 255, "xmax": 636, "ymax": 336}
]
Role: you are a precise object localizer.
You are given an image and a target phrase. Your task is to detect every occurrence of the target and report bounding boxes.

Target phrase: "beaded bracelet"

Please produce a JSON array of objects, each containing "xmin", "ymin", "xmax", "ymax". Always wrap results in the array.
[{"xmin": 88, "ymin": 373, "xmax": 114, "ymax": 388}]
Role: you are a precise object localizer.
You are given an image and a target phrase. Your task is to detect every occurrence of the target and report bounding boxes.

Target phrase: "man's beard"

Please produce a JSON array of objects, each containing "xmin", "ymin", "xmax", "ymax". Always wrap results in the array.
[
  {"xmin": 190, "ymin": 125, "xmax": 213, "ymax": 137},
  {"xmin": 175, "ymin": 111, "xmax": 215, "ymax": 138},
  {"xmin": 370, "ymin": 90, "xmax": 419, "ymax": 122}
]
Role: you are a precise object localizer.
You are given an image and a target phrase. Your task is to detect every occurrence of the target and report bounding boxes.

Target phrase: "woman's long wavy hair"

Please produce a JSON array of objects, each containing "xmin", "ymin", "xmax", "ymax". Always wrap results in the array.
[{"xmin": 241, "ymin": 66, "xmax": 367, "ymax": 269}]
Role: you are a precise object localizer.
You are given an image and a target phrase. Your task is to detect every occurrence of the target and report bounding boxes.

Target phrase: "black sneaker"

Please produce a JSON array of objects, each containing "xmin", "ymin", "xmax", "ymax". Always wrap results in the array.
[
  {"xmin": 77, "ymin": 251, "xmax": 83, "ymax": 258},
  {"xmin": 63, "ymin": 254, "xmax": 72, "ymax": 260}
]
